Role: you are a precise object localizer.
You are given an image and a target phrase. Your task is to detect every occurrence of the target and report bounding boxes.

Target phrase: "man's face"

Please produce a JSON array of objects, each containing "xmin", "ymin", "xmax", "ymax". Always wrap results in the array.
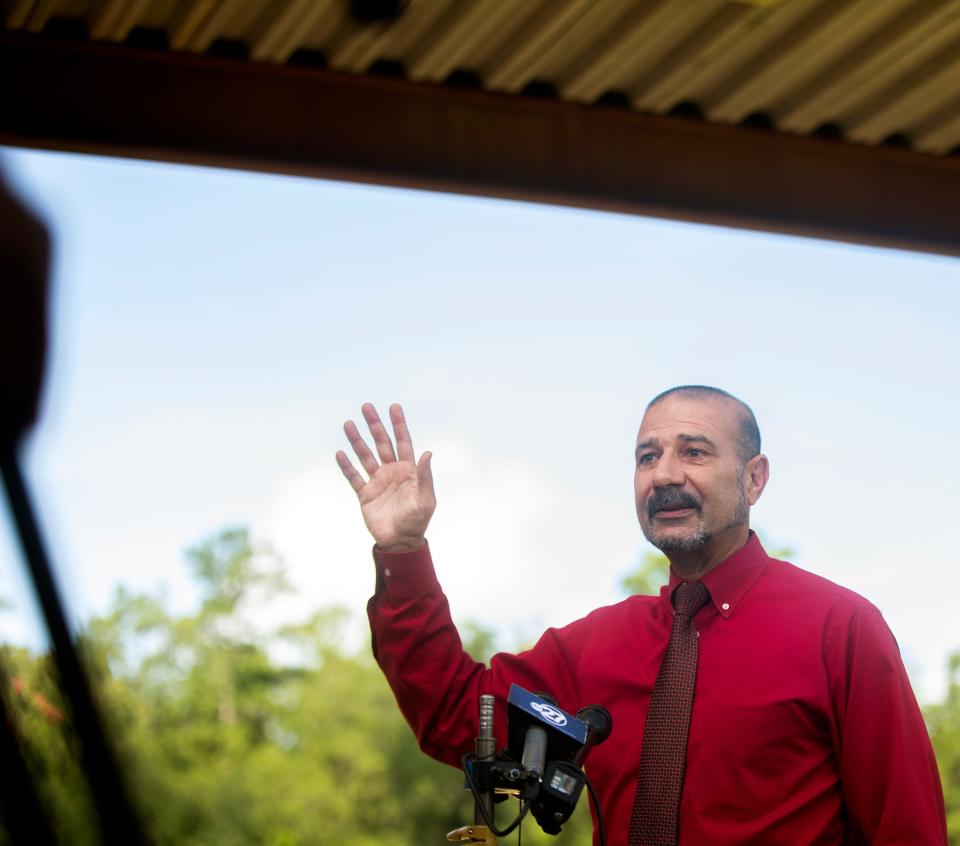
[{"xmin": 634, "ymin": 395, "xmax": 756, "ymax": 554}]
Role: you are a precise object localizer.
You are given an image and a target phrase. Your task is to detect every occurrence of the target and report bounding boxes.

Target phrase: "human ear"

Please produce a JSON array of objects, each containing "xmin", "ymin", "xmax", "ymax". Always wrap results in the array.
[{"xmin": 744, "ymin": 454, "xmax": 769, "ymax": 506}]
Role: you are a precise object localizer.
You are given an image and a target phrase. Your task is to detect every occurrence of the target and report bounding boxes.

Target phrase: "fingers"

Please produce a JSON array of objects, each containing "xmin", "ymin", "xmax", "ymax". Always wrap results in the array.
[
  {"xmin": 339, "ymin": 403, "xmax": 421, "ymax": 493},
  {"xmin": 390, "ymin": 403, "xmax": 415, "ymax": 462},
  {"xmin": 362, "ymin": 403, "xmax": 398, "ymax": 464},
  {"xmin": 335, "ymin": 450, "xmax": 366, "ymax": 494},
  {"xmin": 343, "ymin": 418, "xmax": 381, "ymax": 477}
]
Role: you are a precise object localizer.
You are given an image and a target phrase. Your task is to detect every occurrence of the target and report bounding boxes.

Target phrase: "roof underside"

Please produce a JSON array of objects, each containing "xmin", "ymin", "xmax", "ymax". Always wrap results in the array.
[{"xmin": 2, "ymin": 0, "xmax": 959, "ymax": 254}]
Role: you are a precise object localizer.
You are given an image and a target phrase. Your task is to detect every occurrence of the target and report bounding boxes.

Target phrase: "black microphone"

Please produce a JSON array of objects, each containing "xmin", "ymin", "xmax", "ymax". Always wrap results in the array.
[
  {"xmin": 572, "ymin": 704, "xmax": 613, "ymax": 768},
  {"xmin": 532, "ymin": 703, "xmax": 612, "ymax": 835}
]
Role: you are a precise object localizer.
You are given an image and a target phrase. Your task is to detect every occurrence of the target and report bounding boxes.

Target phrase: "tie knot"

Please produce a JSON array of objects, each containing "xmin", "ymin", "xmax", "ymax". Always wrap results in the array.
[{"xmin": 673, "ymin": 580, "xmax": 710, "ymax": 618}]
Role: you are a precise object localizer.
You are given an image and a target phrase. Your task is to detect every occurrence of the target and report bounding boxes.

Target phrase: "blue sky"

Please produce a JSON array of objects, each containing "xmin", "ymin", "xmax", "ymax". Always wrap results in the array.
[{"xmin": 1, "ymin": 146, "xmax": 958, "ymax": 702}]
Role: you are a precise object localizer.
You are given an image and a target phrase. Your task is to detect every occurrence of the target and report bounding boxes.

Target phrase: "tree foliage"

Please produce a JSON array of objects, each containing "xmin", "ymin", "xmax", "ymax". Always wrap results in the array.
[
  {"xmin": 0, "ymin": 644, "xmax": 98, "ymax": 846},
  {"xmin": 2, "ymin": 527, "xmax": 956, "ymax": 844},
  {"xmin": 1, "ymin": 528, "xmax": 593, "ymax": 845},
  {"xmin": 927, "ymin": 653, "xmax": 960, "ymax": 842}
]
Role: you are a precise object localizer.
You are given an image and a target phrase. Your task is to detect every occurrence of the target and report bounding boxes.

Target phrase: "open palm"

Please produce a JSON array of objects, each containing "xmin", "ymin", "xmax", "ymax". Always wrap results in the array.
[{"xmin": 336, "ymin": 403, "xmax": 435, "ymax": 551}]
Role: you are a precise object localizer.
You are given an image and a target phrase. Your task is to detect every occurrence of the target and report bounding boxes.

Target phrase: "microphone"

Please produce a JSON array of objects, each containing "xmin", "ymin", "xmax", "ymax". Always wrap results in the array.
[
  {"xmin": 506, "ymin": 685, "xmax": 586, "ymax": 792},
  {"xmin": 533, "ymin": 701, "xmax": 613, "ymax": 835},
  {"xmin": 467, "ymin": 684, "xmax": 612, "ymax": 837},
  {"xmin": 474, "ymin": 694, "xmax": 496, "ymax": 825},
  {"xmin": 521, "ymin": 692, "xmax": 557, "ymax": 778},
  {"xmin": 522, "ymin": 722, "xmax": 548, "ymax": 778},
  {"xmin": 572, "ymin": 704, "xmax": 613, "ymax": 768}
]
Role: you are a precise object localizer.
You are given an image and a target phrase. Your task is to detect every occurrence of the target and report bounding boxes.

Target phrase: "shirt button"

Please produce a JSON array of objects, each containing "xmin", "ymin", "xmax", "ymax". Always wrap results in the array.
[
  {"xmin": 721, "ymin": 602, "xmax": 730, "ymax": 611},
  {"xmin": 384, "ymin": 568, "xmax": 392, "ymax": 577}
]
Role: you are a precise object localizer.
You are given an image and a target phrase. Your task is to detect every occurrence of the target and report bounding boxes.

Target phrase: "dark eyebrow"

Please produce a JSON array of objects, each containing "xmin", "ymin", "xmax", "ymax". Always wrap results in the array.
[
  {"xmin": 635, "ymin": 433, "xmax": 717, "ymax": 458},
  {"xmin": 635, "ymin": 433, "xmax": 718, "ymax": 461}
]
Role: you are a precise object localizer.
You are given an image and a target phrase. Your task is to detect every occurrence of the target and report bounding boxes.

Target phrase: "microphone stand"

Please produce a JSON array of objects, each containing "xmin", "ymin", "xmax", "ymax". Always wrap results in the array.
[{"xmin": 446, "ymin": 694, "xmax": 497, "ymax": 845}]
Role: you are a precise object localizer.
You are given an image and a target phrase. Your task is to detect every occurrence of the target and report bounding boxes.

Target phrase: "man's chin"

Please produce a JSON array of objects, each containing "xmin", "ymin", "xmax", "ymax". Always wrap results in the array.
[{"xmin": 645, "ymin": 525, "xmax": 710, "ymax": 553}]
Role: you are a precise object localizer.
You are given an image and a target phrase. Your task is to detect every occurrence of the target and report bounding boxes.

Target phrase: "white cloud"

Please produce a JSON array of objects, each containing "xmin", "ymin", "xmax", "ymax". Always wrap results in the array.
[{"xmin": 255, "ymin": 435, "xmax": 640, "ymax": 655}]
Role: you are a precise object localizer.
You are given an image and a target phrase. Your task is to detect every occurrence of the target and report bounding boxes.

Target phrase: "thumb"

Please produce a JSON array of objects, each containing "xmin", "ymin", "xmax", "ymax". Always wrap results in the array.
[{"xmin": 417, "ymin": 451, "xmax": 434, "ymax": 490}]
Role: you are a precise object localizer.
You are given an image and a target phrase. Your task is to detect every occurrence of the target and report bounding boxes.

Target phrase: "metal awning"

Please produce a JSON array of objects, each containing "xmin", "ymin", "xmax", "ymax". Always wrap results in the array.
[{"xmin": 2, "ymin": 0, "xmax": 959, "ymax": 254}]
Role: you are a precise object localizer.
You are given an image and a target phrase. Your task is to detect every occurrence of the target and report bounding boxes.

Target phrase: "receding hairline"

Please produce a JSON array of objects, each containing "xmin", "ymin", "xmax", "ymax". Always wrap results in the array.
[{"xmin": 644, "ymin": 385, "xmax": 761, "ymax": 462}]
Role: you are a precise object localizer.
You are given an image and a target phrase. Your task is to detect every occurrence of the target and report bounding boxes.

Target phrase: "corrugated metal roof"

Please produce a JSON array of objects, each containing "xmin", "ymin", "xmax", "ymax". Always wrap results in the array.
[{"xmin": 5, "ymin": 0, "xmax": 960, "ymax": 155}]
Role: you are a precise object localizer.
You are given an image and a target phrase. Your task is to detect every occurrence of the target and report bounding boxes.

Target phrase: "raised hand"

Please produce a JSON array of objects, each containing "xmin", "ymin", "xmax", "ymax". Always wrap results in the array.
[{"xmin": 336, "ymin": 403, "xmax": 435, "ymax": 552}]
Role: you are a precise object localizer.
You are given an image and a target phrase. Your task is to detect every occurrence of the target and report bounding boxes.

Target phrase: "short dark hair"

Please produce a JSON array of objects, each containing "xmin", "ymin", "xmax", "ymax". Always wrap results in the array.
[{"xmin": 646, "ymin": 385, "xmax": 761, "ymax": 463}]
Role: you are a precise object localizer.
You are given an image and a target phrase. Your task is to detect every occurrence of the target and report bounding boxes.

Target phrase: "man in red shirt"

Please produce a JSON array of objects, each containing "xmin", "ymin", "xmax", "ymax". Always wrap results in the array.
[{"xmin": 336, "ymin": 387, "xmax": 947, "ymax": 845}]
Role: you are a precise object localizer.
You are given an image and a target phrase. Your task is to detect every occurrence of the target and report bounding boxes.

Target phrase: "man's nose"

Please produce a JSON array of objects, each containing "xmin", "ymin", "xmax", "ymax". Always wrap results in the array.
[{"xmin": 652, "ymin": 453, "xmax": 685, "ymax": 487}]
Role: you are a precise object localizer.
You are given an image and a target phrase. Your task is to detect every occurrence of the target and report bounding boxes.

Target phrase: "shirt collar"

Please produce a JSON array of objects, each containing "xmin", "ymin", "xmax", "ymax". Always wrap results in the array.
[{"xmin": 664, "ymin": 531, "xmax": 769, "ymax": 619}]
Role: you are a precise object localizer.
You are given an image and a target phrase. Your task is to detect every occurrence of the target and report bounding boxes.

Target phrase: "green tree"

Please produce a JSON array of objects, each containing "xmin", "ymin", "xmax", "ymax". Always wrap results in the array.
[
  {"xmin": 0, "ymin": 644, "xmax": 98, "ymax": 846},
  {"xmin": 926, "ymin": 653, "xmax": 960, "ymax": 843},
  {"xmin": 80, "ymin": 528, "xmax": 486, "ymax": 845},
  {"xmin": 621, "ymin": 549, "xmax": 671, "ymax": 596}
]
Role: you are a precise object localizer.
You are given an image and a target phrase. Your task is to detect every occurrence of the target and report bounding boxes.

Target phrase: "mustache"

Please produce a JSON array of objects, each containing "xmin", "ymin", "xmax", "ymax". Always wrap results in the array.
[{"xmin": 647, "ymin": 488, "xmax": 702, "ymax": 520}]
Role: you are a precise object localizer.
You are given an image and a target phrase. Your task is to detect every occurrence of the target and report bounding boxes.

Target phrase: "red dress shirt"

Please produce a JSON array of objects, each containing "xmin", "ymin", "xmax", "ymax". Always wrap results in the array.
[{"xmin": 367, "ymin": 534, "xmax": 947, "ymax": 845}]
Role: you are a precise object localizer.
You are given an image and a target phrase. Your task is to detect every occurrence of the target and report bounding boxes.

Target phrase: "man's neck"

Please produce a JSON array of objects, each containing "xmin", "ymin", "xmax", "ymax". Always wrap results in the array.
[{"xmin": 667, "ymin": 526, "xmax": 751, "ymax": 581}]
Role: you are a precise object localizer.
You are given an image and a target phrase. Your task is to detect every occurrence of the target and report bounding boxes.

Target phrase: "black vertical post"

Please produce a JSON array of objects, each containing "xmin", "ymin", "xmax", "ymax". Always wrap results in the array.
[{"xmin": 0, "ymin": 442, "xmax": 151, "ymax": 846}]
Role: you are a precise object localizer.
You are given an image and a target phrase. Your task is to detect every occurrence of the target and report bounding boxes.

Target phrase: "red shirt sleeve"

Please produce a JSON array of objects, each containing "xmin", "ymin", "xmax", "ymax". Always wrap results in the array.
[
  {"xmin": 826, "ymin": 605, "xmax": 947, "ymax": 844},
  {"xmin": 366, "ymin": 543, "xmax": 588, "ymax": 769}
]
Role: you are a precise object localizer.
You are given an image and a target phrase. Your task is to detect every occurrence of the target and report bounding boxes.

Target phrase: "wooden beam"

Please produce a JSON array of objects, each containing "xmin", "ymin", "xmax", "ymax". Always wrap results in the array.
[{"xmin": 2, "ymin": 32, "xmax": 958, "ymax": 256}]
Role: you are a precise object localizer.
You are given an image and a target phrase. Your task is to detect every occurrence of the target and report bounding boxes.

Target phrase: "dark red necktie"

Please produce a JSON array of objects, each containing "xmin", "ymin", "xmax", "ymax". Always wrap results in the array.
[{"xmin": 628, "ymin": 580, "xmax": 711, "ymax": 846}]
